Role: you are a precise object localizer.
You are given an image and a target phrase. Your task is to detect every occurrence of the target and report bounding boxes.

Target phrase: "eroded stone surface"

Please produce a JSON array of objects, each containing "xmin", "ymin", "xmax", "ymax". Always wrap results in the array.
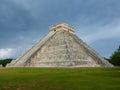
[{"xmin": 7, "ymin": 23, "xmax": 113, "ymax": 67}]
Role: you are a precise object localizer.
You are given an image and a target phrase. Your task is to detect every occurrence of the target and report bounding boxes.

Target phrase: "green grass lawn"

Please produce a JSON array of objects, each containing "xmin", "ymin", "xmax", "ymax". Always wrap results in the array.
[{"xmin": 0, "ymin": 67, "xmax": 120, "ymax": 90}]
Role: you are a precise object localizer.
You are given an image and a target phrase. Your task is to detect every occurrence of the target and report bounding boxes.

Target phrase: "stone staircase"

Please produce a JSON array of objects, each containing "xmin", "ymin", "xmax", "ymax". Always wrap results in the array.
[{"xmin": 8, "ymin": 31, "xmax": 56, "ymax": 67}]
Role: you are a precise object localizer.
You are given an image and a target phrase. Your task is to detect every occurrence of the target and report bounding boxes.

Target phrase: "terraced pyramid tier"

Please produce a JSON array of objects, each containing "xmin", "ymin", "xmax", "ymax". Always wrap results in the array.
[{"xmin": 7, "ymin": 23, "xmax": 113, "ymax": 67}]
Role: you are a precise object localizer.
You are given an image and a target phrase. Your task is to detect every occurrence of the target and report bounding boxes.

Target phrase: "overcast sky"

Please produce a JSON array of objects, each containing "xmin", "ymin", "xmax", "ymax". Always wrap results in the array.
[{"xmin": 0, "ymin": 0, "xmax": 120, "ymax": 59}]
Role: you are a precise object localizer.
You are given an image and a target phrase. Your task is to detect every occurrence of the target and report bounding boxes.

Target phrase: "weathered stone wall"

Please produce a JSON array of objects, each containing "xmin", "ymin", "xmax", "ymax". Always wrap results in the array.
[
  {"xmin": 7, "ymin": 23, "xmax": 113, "ymax": 67},
  {"xmin": 7, "ymin": 31, "xmax": 55, "ymax": 67},
  {"xmin": 26, "ymin": 30, "xmax": 111, "ymax": 67},
  {"xmin": 50, "ymin": 22, "xmax": 74, "ymax": 34}
]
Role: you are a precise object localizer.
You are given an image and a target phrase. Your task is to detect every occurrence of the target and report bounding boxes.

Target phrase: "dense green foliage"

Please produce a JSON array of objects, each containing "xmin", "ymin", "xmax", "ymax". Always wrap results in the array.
[
  {"xmin": 109, "ymin": 46, "xmax": 120, "ymax": 66},
  {"xmin": 0, "ymin": 58, "xmax": 13, "ymax": 67},
  {"xmin": 0, "ymin": 68, "xmax": 120, "ymax": 90}
]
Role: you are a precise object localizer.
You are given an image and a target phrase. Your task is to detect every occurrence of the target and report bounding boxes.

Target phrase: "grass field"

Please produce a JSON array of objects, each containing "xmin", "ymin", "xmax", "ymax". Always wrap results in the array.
[{"xmin": 0, "ymin": 67, "xmax": 120, "ymax": 90}]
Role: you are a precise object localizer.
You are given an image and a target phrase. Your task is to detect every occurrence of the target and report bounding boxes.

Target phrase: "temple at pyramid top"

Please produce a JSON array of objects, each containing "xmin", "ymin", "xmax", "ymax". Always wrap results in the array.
[{"xmin": 50, "ymin": 22, "xmax": 75, "ymax": 34}]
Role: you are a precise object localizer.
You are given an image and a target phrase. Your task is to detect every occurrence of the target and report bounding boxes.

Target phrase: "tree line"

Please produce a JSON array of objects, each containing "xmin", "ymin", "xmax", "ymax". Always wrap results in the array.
[
  {"xmin": 0, "ymin": 58, "xmax": 13, "ymax": 67},
  {"xmin": 108, "ymin": 46, "xmax": 120, "ymax": 66}
]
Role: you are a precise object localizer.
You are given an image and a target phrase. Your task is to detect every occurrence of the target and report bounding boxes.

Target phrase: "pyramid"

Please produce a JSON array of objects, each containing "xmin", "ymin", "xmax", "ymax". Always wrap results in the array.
[{"xmin": 8, "ymin": 23, "xmax": 113, "ymax": 67}]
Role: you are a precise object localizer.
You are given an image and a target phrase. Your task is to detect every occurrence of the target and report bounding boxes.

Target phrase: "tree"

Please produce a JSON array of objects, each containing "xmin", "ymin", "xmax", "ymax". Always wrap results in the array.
[
  {"xmin": 0, "ymin": 58, "xmax": 13, "ymax": 67},
  {"xmin": 109, "ymin": 46, "xmax": 120, "ymax": 66}
]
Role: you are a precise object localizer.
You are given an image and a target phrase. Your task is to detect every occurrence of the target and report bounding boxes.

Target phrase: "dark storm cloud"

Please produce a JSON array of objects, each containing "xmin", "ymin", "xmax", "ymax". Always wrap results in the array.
[
  {"xmin": 0, "ymin": 0, "xmax": 35, "ymax": 47},
  {"xmin": 0, "ymin": 0, "xmax": 120, "ymax": 59}
]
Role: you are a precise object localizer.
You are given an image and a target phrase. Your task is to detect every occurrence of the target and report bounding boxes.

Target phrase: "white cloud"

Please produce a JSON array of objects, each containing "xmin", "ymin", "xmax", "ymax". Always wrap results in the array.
[
  {"xmin": 76, "ymin": 19, "xmax": 120, "ymax": 44},
  {"xmin": 0, "ymin": 48, "xmax": 15, "ymax": 59}
]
